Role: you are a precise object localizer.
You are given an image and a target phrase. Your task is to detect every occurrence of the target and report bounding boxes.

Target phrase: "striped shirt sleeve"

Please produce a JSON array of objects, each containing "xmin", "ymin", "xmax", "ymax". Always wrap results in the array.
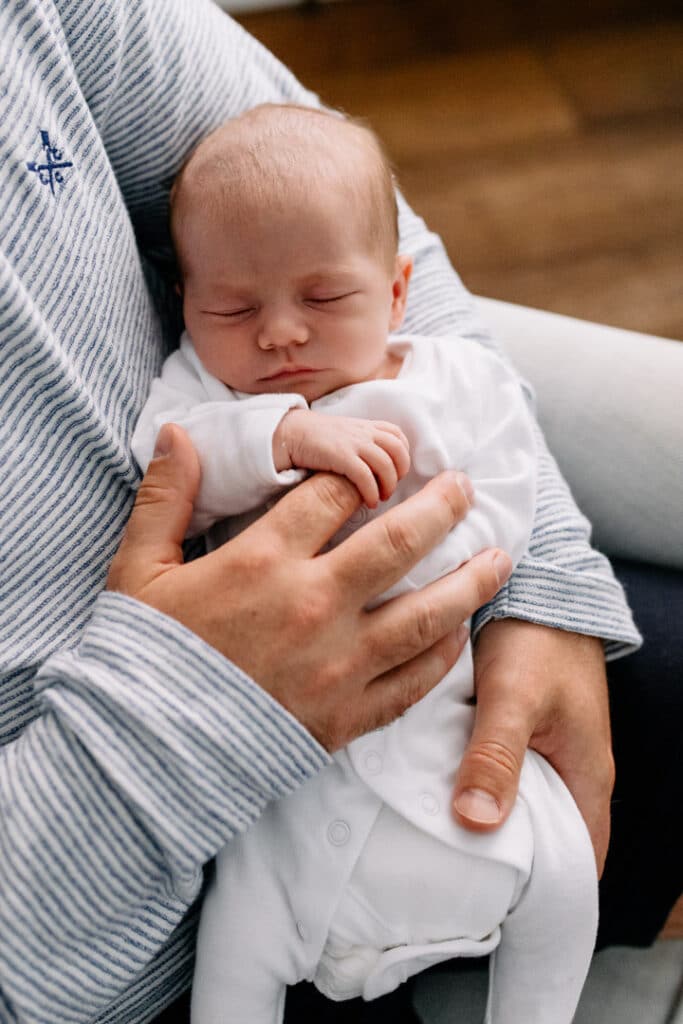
[{"xmin": 1, "ymin": 592, "xmax": 328, "ymax": 1023}]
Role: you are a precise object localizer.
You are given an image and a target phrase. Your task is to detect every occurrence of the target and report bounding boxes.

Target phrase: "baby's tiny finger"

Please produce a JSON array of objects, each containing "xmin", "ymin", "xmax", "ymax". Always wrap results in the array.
[
  {"xmin": 364, "ymin": 446, "xmax": 398, "ymax": 501},
  {"xmin": 374, "ymin": 420, "xmax": 409, "ymax": 448},
  {"xmin": 350, "ymin": 459, "xmax": 380, "ymax": 508},
  {"xmin": 377, "ymin": 431, "xmax": 411, "ymax": 481}
]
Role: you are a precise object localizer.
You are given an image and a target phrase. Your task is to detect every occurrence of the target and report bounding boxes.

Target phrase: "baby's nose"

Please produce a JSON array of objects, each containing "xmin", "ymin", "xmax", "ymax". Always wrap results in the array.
[{"xmin": 257, "ymin": 311, "xmax": 309, "ymax": 350}]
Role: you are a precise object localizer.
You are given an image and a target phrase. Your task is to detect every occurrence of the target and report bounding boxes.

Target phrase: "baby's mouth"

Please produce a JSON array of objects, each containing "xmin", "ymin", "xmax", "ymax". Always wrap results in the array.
[{"xmin": 260, "ymin": 365, "xmax": 317, "ymax": 380}]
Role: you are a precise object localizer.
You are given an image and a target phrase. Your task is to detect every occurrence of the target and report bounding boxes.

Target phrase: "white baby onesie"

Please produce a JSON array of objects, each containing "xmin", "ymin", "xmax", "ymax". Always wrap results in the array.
[{"xmin": 132, "ymin": 333, "xmax": 598, "ymax": 1024}]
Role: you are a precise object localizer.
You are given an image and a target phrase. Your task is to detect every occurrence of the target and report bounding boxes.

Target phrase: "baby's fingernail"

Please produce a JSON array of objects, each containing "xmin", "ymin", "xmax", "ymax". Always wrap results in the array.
[
  {"xmin": 454, "ymin": 471, "xmax": 474, "ymax": 507},
  {"xmin": 492, "ymin": 551, "xmax": 512, "ymax": 586},
  {"xmin": 455, "ymin": 788, "xmax": 501, "ymax": 824}
]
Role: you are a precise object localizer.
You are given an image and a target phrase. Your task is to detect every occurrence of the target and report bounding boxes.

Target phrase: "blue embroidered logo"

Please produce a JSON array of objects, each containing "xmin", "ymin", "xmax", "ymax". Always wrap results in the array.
[{"xmin": 26, "ymin": 130, "xmax": 73, "ymax": 195}]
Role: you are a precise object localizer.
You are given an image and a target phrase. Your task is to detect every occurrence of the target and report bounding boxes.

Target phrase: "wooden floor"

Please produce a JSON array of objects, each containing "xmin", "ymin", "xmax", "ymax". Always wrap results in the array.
[{"xmin": 235, "ymin": 0, "xmax": 683, "ymax": 340}]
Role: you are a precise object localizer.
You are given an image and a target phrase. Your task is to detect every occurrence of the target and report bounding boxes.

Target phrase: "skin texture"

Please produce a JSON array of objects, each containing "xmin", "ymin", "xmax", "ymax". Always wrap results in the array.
[{"xmin": 108, "ymin": 424, "xmax": 512, "ymax": 752}]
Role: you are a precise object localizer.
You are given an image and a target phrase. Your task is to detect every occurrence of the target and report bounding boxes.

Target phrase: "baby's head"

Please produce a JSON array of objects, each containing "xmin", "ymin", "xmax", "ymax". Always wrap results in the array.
[{"xmin": 170, "ymin": 104, "xmax": 412, "ymax": 402}]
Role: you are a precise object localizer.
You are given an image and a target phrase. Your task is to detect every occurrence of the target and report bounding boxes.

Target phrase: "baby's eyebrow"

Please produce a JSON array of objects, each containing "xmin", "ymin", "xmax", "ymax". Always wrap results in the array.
[
  {"xmin": 300, "ymin": 269, "xmax": 359, "ymax": 287},
  {"xmin": 200, "ymin": 281, "xmax": 251, "ymax": 298}
]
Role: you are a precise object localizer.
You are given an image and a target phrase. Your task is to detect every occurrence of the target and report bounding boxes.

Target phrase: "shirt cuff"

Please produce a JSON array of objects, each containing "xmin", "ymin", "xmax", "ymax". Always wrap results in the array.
[{"xmin": 472, "ymin": 556, "xmax": 643, "ymax": 661}]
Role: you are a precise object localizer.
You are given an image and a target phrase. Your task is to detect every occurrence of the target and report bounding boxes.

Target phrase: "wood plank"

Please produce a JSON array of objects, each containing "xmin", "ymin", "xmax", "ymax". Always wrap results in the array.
[
  {"xmin": 464, "ymin": 240, "xmax": 683, "ymax": 338},
  {"xmin": 306, "ymin": 49, "xmax": 580, "ymax": 161},
  {"xmin": 396, "ymin": 127, "xmax": 683, "ymax": 269},
  {"xmin": 236, "ymin": 0, "xmax": 511, "ymax": 77},
  {"xmin": 546, "ymin": 22, "xmax": 683, "ymax": 121},
  {"xmin": 395, "ymin": 126, "xmax": 683, "ymax": 337},
  {"xmin": 235, "ymin": 0, "xmax": 683, "ymax": 78}
]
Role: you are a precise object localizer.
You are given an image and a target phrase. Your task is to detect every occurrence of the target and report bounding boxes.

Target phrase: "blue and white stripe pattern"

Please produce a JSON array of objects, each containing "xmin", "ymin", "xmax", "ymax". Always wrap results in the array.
[{"xmin": 0, "ymin": 1, "xmax": 640, "ymax": 1021}]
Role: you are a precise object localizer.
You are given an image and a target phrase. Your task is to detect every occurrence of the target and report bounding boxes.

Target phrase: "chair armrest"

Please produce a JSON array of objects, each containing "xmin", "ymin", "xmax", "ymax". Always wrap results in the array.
[{"xmin": 475, "ymin": 297, "xmax": 683, "ymax": 569}]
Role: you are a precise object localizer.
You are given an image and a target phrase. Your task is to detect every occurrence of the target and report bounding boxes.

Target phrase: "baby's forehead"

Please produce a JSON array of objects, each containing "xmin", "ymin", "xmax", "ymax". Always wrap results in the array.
[
  {"xmin": 172, "ymin": 105, "xmax": 398, "ymax": 266},
  {"xmin": 195, "ymin": 109, "xmax": 376, "ymax": 190}
]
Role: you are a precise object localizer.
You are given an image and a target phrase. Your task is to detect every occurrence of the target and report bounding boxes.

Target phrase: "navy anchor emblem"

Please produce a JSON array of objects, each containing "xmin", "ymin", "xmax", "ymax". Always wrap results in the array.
[{"xmin": 26, "ymin": 130, "xmax": 73, "ymax": 195}]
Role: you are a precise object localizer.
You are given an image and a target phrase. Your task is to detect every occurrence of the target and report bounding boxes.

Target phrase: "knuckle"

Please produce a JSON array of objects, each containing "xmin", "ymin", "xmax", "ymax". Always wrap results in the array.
[
  {"xmin": 467, "ymin": 740, "xmax": 520, "ymax": 782},
  {"xmin": 438, "ymin": 476, "xmax": 471, "ymax": 524},
  {"xmin": 376, "ymin": 675, "xmax": 427, "ymax": 729},
  {"xmin": 230, "ymin": 537, "xmax": 274, "ymax": 577},
  {"xmin": 134, "ymin": 479, "xmax": 176, "ymax": 510},
  {"xmin": 382, "ymin": 515, "xmax": 421, "ymax": 561},
  {"xmin": 474, "ymin": 563, "xmax": 498, "ymax": 606},
  {"xmin": 411, "ymin": 600, "xmax": 441, "ymax": 649},
  {"xmin": 393, "ymin": 675, "xmax": 423, "ymax": 716},
  {"xmin": 311, "ymin": 472, "xmax": 359, "ymax": 517},
  {"xmin": 291, "ymin": 589, "xmax": 331, "ymax": 632}
]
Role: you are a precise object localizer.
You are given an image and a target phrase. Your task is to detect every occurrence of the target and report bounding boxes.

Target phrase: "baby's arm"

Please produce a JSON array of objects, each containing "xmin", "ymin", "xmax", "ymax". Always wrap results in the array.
[
  {"xmin": 132, "ymin": 345, "xmax": 309, "ymax": 534},
  {"xmin": 405, "ymin": 340, "xmax": 537, "ymax": 590},
  {"xmin": 274, "ymin": 409, "xmax": 411, "ymax": 508}
]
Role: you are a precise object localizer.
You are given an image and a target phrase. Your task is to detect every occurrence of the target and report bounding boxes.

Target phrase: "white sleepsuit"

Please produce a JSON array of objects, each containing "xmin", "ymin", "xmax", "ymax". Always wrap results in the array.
[{"xmin": 132, "ymin": 332, "xmax": 598, "ymax": 1024}]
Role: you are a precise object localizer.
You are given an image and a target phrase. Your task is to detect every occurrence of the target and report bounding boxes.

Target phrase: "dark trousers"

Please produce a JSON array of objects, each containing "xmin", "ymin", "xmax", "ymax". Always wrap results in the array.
[
  {"xmin": 153, "ymin": 557, "xmax": 683, "ymax": 1023},
  {"xmin": 596, "ymin": 557, "xmax": 683, "ymax": 948}
]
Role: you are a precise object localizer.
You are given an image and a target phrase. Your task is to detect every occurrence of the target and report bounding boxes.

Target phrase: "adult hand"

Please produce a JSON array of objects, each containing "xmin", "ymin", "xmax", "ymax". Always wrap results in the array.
[
  {"xmin": 452, "ymin": 618, "xmax": 614, "ymax": 874},
  {"xmin": 108, "ymin": 423, "xmax": 512, "ymax": 751}
]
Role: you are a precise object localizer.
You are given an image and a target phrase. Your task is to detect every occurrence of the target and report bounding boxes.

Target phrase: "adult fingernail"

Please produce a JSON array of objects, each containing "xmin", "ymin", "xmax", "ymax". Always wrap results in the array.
[
  {"xmin": 455, "ymin": 788, "xmax": 501, "ymax": 824},
  {"xmin": 456, "ymin": 623, "xmax": 470, "ymax": 647},
  {"xmin": 492, "ymin": 551, "xmax": 512, "ymax": 586},
  {"xmin": 154, "ymin": 425, "xmax": 174, "ymax": 458},
  {"xmin": 454, "ymin": 471, "xmax": 474, "ymax": 507}
]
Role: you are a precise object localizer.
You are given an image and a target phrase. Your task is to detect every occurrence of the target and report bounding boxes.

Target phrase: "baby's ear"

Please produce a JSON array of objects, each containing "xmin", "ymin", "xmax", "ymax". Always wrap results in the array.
[{"xmin": 388, "ymin": 254, "xmax": 413, "ymax": 331}]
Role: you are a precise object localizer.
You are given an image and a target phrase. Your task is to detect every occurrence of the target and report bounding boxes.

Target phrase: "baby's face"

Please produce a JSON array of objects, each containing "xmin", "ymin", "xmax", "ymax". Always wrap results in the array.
[{"xmin": 178, "ymin": 187, "xmax": 411, "ymax": 402}]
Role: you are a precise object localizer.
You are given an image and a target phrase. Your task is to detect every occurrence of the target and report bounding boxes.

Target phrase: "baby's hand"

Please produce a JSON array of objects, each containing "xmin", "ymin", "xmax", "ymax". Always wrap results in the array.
[{"xmin": 274, "ymin": 409, "xmax": 411, "ymax": 506}]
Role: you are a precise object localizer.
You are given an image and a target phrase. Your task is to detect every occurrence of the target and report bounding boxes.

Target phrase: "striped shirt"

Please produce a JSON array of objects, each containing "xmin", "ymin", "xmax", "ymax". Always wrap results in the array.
[{"xmin": 0, "ymin": 1, "xmax": 640, "ymax": 1021}]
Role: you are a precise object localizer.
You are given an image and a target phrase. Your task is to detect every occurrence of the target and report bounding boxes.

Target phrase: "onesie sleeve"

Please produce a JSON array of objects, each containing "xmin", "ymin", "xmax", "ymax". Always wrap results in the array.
[{"xmin": 131, "ymin": 341, "xmax": 308, "ymax": 534}]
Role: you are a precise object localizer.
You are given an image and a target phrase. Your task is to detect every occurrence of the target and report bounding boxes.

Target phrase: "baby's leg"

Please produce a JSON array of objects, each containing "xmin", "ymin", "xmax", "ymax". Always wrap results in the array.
[
  {"xmin": 192, "ymin": 824, "xmax": 309, "ymax": 1024},
  {"xmin": 486, "ymin": 753, "xmax": 598, "ymax": 1024},
  {"xmin": 317, "ymin": 803, "xmax": 519, "ymax": 1002}
]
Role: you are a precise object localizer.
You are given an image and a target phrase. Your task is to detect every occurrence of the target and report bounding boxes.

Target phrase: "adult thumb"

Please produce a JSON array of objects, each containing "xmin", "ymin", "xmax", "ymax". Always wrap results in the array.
[
  {"xmin": 107, "ymin": 423, "xmax": 201, "ymax": 594},
  {"xmin": 452, "ymin": 700, "xmax": 530, "ymax": 832}
]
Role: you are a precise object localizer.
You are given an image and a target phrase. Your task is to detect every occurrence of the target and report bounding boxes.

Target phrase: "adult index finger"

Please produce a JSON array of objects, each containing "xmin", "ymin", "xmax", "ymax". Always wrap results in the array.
[
  {"xmin": 255, "ymin": 472, "xmax": 363, "ymax": 557},
  {"xmin": 325, "ymin": 471, "xmax": 474, "ymax": 605},
  {"xmin": 356, "ymin": 547, "xmax": 512, "ymax": 683}
]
